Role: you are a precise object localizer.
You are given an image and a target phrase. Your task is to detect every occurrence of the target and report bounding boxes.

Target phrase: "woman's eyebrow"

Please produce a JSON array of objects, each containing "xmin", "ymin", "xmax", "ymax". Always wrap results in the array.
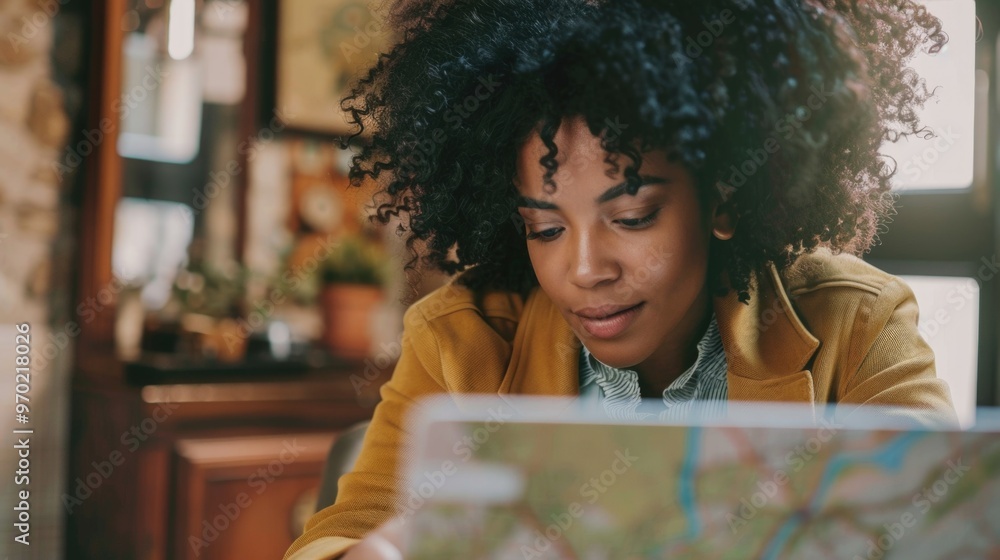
[
  {"xmin": 517, "ymin": 175, "xmax": 669, "ymax": 210},
  {"xmin": 595, "ymin": 175, "xmax": 670, "ymax": 204}
]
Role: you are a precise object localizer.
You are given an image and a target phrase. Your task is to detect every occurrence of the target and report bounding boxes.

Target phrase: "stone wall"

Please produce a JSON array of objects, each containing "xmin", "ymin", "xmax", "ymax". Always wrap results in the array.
[{"xmin": 0, "ymin": 0, "xmax": 80, "ymax": 557}]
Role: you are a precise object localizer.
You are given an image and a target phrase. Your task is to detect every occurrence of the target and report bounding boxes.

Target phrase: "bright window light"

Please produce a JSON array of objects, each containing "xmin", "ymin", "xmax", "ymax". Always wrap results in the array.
[
  {"xmin": 881, "ymin": 0, "xmax": 976, "ymax": 191},
  {"xmin": 900, "ymin": 275, "xmax": 979, "ymax": 428}
]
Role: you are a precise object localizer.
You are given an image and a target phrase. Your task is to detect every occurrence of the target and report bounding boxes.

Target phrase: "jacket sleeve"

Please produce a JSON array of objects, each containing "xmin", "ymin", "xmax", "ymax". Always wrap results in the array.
[
  {"xmin": 838, "ymin": 276, "xmax": 959, "ymax": 427},
  {"xmin": 284, "ymin": 304, "xmax": 446, "ymax": 560}
]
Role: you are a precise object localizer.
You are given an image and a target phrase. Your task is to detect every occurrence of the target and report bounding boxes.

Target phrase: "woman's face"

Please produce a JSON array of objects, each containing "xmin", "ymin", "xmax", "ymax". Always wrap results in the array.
[{"xmin": 514, "ymin": 116, "xmax": 734, "ymax": 380}]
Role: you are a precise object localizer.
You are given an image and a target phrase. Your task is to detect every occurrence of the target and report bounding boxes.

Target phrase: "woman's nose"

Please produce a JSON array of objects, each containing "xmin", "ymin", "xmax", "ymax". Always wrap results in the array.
[{"xmin": 566, "ymin": 230, "xmax": 620, "ymax": 289}]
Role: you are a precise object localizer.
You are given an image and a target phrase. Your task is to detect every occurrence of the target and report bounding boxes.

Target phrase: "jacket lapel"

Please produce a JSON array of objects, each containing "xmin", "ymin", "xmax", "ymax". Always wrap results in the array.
[
  {"xmin": 498, "ymin": 286, "xmax": 582, "ymax": 396},
  {"xmin": 499, "ymin": 262, "xmax": 821, "ymax": 407},
  {"xmin": 715, "ymin": 262, "xmax": 820, "ymax": 407}
]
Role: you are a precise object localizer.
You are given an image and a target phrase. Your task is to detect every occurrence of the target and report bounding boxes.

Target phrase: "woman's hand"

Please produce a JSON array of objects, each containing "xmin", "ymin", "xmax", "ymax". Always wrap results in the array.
[{"xmin": 340, "ymin": 516, "xmax": 406, "ymax": 560}]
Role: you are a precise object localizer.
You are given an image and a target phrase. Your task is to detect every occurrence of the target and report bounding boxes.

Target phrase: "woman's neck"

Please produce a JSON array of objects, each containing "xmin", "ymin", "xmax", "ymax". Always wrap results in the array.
[{"xmin": 632, "ymin": 286, "xmax": 714, "ymax": 399}]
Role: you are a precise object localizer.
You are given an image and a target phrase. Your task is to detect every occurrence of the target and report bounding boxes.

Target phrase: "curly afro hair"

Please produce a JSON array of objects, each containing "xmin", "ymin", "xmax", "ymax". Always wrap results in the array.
[{"xmin": 341, "ymin": 0, "xmax": 947, "ymax": 304}]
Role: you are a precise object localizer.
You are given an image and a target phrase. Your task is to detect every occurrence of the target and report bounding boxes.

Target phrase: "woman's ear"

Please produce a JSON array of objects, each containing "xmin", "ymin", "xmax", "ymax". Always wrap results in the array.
[{"xmin": 709, "ymin": 182, "xmax": 739, "ymax": 241}]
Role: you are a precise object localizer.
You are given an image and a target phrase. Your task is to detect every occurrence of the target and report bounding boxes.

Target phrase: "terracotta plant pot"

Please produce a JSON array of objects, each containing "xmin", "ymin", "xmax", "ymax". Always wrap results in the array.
[{"xmin": 320, "ymin": 283, "xmax": 385, "ymax": 358}]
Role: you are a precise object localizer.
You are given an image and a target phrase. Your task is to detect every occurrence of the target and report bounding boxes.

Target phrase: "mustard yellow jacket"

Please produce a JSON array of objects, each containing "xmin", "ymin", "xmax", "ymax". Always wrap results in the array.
[{"xmin": 284, "ymin": 247, "xmax": 957, "ymax": 560}]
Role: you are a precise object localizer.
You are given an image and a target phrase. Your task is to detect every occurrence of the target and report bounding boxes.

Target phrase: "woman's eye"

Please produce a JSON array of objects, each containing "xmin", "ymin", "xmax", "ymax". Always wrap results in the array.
[
  {"xmin": 617, "ymin": 209, "xmax": 661, "ymax": 228},
  {"xmin": 525, "ymin": 228, "xmax": 562, "ymax": 241},
  {"xmin": 525, "ymin": 210, "xmax": 660, "ymax": 242}
]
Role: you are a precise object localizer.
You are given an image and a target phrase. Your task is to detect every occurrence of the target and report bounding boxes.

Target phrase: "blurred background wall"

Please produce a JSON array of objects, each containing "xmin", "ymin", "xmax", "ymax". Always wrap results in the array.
[{"xmin": 0, "ymin": 0, "xmax": 81, "ymax": 557}]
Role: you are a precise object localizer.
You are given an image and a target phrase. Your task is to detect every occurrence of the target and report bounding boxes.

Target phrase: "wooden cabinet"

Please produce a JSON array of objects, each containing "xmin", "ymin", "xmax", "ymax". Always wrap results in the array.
[
  {"xmin": 174, "ymin": 433, "xmax": 335, "ymax": 560},
  {"xmin": 64, "ymin": 359, "xmax": 391, "ymax": 560}
]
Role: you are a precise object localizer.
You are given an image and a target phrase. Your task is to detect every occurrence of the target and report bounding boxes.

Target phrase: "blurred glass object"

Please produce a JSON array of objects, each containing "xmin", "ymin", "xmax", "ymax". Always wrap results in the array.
[
  {"xmin": 168, "ymin": 0, "xmax": 196, "ymax": 60},
  {"xmin": 882, "ymin": 0, "xmax": 976, "ymax": 191},
  {"xmin": 201, "ymin": 0, "xmax": 248, "ymax": 104},
  {"xmin": 116, "ymin": 287, "xmax": 147, "ymax": 361},
  {"xmin": 901, "ymin": 274, "xmax": 979, "ymax": 427},
  {"xmin": 268, "ymin": 321, "xmax": 293, "ymax": 360},
  {"xmin": 113, "ymin": 198, "xmax": 196, "ymax": 309}
]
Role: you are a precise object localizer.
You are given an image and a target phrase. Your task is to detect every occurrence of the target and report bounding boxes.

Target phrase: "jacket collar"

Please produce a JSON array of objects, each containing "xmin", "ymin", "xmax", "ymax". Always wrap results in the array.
[{"xmin": 498, "ymin": 263, "xmax": 821, "ymax": 406}]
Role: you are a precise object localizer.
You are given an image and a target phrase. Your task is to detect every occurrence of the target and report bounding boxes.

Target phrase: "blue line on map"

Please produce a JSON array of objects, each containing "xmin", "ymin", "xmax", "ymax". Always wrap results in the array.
[
  {"xmin": 679, "ymin": 427, "xmax": 702, "ymax": 539},
  {"xmin": 761, "ymin": 511, "xmax": 806, "ymax": 560},
  {"xmin": 758, "ymin": 431, "xmax": 927, "ymax": 560},
  {"xmin": 807, "ymin": 431, "xmax": 924, "ymax": 511}
]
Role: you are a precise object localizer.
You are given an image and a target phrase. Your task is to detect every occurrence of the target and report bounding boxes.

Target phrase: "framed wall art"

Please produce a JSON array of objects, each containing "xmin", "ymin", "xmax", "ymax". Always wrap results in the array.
[{"xmin": 275, "ymin": 0, "xmax": 395, "ymax": 135}]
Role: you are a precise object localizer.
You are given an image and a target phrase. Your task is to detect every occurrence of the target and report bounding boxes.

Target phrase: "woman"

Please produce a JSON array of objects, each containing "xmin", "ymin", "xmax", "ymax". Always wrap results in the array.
[{"xmin": 285, "ymin": 0, "xmax": 957, "ymax": 558}]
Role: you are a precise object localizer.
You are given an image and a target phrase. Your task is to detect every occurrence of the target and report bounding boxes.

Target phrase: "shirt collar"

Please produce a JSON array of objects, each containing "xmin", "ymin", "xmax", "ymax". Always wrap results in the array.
[{"xmin": 580, "ymin": 311, "xmax": 722, "ymax": 395}]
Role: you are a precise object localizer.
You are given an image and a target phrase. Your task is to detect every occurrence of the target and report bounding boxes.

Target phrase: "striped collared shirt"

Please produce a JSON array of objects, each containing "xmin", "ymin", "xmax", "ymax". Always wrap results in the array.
[{"xmin": 578, "ymin": 311, "xmax": 728, "ymax": 421}]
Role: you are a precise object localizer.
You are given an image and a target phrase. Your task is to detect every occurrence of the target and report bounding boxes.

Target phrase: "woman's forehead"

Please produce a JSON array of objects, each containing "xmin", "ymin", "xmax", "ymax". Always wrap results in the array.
[
  {"xmin": 516, "ymin": 141, "xmax": 679, "ymax": 194},
  {"xmin": 517, "ymin": 117, "xmax": 606, "ymax": 164}
]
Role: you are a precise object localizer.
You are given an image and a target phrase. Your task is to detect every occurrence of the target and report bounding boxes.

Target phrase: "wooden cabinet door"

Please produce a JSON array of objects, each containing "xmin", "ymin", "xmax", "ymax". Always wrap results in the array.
[{"xmin": 173, "ymin": 433, "xmax": 337, "ymax": 560}]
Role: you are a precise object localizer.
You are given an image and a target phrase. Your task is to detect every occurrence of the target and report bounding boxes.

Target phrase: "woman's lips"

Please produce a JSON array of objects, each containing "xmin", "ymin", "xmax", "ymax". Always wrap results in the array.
[{"xmin": 576, "ymin": 302, "xmax": 645, "ymax": 339}]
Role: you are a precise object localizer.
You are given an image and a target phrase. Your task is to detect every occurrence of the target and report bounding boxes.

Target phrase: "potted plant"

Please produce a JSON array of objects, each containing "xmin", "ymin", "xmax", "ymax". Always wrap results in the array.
[
  {"xmin": 317, "ymin": 233, "xmax": 391, "ymax": 358},
  {"xmin": 170, "ymin": 259, "xmax": 250, "ymax": 362}
]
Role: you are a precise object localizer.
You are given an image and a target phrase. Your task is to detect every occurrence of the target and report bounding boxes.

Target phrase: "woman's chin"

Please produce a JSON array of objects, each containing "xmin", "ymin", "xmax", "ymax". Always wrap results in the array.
[{"xmin": 581, "ymin": 342, "xmax": 645, "ymax": 371}]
